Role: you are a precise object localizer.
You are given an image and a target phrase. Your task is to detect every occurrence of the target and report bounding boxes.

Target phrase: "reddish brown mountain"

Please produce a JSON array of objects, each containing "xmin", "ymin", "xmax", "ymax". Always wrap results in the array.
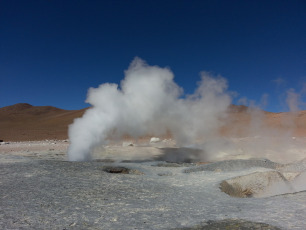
[
  {"xmin": 1, "ymin": 103, "xmax": 306, "ymax": 142},
  {"xmin": 222, "ymin": 106, "xmax": 306, "ymax": 137},
  {"xmin": 0, "ymin": 103, "xmax": 86, "ymax": 141}
]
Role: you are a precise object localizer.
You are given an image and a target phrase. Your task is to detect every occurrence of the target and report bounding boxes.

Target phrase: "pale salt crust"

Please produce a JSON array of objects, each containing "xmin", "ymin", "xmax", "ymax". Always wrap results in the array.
[{"xmin": 0, "ymin": 137, "xmax": 306, "ymax": 229}]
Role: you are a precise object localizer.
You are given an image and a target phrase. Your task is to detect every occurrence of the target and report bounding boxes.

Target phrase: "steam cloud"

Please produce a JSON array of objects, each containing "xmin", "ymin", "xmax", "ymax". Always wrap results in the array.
[
  {"xmin": 68, "ymin": 57, "xmax": 305, "ymax": 164},
  {"xmin": 68, "ymin": 57, "xmax": 231, "ymax": 161}
]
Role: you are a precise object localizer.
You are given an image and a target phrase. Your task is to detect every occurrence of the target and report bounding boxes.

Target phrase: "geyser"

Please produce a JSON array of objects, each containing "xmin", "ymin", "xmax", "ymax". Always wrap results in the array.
[{"xmin": 68, "ymin": 57, "xmax": 231, "ymax": 161}]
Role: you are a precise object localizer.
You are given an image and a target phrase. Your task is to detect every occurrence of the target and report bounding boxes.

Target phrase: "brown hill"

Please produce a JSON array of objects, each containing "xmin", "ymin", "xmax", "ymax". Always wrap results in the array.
[
  {"xmin": 0, "ymin": 103, "xmax": 87, "ymax": 141},
  {"xmin": 1, "ymin": 103, "xmax": 306, "ymax": 142},
  {"xmin": 222, "ymin": 106, "xmax": 306, "ymax": 137}
]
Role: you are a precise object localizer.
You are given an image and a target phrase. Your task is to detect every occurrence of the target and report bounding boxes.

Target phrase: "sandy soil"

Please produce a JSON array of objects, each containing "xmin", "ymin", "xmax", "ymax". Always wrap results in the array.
[{"xmin": 0, "ymin": 140, "xmax": 69, "ymax": 161}]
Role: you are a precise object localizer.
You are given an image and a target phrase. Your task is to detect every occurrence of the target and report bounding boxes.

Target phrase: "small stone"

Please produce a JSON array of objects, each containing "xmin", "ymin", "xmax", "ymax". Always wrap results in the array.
[
  {"xmin": 122, "ymin": 142, "xmax": 134, "ymax": 147},
  {"xmin": 150, "ymin": 137, "xmax": 160, "ymax": 143}
]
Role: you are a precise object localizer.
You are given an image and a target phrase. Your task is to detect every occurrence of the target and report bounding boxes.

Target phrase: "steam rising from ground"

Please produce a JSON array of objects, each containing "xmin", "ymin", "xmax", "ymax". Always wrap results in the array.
[
  {"xmin": 68, "ymin": 58, "xmax": 231, "ymax": 161},
  {"xmin": 68, "ymin": 58, "xmax": 305, "ymax": 164},
  {"xmin": 67, "ymin": 59, "xmax": 306, "ymax": 200}
]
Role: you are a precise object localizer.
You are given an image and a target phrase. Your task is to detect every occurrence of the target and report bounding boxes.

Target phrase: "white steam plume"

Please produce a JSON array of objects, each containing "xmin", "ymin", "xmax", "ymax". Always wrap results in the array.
[
  {"xmin": 68, "ymin": 57, "xmax": 231, "ymax": 161},
  {"xmin": 286, "ymin": 88, "xmax": 300, "ymax": 113}
]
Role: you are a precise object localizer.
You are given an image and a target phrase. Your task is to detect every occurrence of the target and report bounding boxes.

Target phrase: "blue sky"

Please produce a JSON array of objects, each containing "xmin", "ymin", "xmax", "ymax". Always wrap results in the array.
[{"xmin": 1, "ymin": 0, "xmax": 305, "ymax": 112}]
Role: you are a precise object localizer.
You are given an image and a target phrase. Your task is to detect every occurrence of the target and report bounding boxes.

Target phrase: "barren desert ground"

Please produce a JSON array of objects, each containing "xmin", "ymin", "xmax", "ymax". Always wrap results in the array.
[{"xmin": 1, "ymin": 104, "xmax": 306, "ymax": 229}]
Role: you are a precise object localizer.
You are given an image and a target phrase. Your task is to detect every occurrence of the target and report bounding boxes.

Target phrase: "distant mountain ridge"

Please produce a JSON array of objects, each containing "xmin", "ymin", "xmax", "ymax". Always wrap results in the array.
[
  {"xmin": 0, "ymin": 103, "xmax": 87, "ymax": 141},
  {"xmin": 0, "ymin": 103, "xmax": 34, "ymax": 111},
  {"xmin": 1, "ymin": 103, "xmax": 306, "ymax": 141},
  {"xmin": 1, "ymin": 102, "xmax": 65, "ymax": 111}
]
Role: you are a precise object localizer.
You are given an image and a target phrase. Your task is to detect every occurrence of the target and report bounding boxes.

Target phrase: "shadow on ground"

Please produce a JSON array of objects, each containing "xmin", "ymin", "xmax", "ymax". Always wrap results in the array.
[
  {"xmin": 154, "ymin": 147, "xmax": 207, "ymax": 163},
  {"xmin": 175, "ymin": 219, "xmax": 282, "ymax": 230}
]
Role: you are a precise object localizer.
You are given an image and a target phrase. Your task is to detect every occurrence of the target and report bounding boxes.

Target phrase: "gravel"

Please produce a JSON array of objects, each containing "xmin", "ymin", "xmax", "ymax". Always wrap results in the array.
[
  {"xmin": 184, "ymin": 159, "xmax": 281, "ymax": 173},
  {"xmin": 1, "ymin": 142, "xmax": 306, "ymax": 229}
]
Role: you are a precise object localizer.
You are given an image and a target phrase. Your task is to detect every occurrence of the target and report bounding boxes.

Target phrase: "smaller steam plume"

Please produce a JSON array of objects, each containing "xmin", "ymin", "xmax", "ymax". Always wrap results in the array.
[{"xmin": 68, "ymin": 58, "xmax": 231, "ymax": 161}]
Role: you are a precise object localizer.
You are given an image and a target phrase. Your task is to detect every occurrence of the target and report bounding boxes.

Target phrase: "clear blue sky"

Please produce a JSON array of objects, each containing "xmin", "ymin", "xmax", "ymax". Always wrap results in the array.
[{"xmin": 1, "ymin": 0, "xmax": 305, "ymax": 112}]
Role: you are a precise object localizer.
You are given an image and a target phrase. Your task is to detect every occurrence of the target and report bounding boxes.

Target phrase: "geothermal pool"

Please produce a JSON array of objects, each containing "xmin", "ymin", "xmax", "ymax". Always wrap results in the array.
[{"xmin": 0, "ymin": 138, "xmax": 306, "ymax": 229}]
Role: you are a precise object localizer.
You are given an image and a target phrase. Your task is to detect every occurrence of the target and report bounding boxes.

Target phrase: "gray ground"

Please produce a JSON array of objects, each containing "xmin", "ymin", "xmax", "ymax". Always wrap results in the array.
[{"xmin": 1, "ymin": 141, "xmax": 306, "ymax": 229}]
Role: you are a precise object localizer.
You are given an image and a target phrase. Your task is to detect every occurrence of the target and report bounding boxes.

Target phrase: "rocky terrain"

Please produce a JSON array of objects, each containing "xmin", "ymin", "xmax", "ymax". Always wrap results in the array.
[
  {"xmin": 1, "ymin": 103, "xmax": 306, "ymax": 229},
  {"xmin": 0, "ymin": 138, "xmax": 306, "ymax": 229}
]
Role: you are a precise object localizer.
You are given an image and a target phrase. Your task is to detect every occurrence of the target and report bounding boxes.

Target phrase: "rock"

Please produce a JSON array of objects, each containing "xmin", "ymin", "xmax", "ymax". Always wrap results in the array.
[
  {"xmin": 104, "ymin": 167, "xmax": 130, "ymax": 174},
  {"xmin": 122, "ymin": 142, "xmax": 134, "ymax": 147},
  {"xmin": 102, "ymin": 166, "xmax": 144, "ymax": 175},
  {"xmin": 158, "ymin": 172, "xmax": 173, "ymax": 176},
  {"xmin": 150, "ymin": 137, "xmax": 160, "ymax": 143},
  {"xmin": 220, "ymin": 171, "xmax": 295, "ymax": 198}
]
